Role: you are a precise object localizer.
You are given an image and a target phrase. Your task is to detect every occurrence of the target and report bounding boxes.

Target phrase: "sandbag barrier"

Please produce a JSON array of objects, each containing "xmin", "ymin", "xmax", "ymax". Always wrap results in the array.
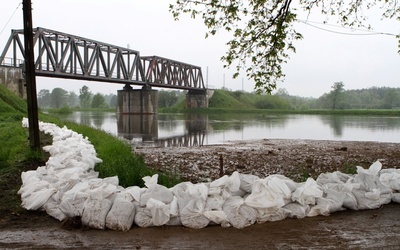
[{"xmin": 19, "ymin": 118, "xmax": 400, "ymax": 231}]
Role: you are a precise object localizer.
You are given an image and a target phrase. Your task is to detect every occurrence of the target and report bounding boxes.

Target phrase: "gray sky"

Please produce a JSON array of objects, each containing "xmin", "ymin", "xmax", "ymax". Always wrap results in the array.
[{"xmin": 1, "ymin": 0, "xmax": 399, "ymax": 97}]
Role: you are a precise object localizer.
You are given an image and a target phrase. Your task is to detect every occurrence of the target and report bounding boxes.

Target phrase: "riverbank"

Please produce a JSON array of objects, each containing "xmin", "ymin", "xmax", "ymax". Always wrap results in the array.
[
  {"xmin": 2, "ymin": 138, "xmax": 400, "ymax": 249},
  {"xmin": 135, "ymin": 139, "xmax": 400, "ymax": 183}
]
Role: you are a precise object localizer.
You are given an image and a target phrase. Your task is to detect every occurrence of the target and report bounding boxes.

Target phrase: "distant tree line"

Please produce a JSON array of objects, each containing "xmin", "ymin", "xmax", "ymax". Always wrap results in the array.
[
  {"xmin": 38, "ymin": 85, "xmax": 117, "ymax": 109},
  {"xmin": 37, "ymin": 83, "xmax": 400, "ymax": 110},
  {"xmin": 221, "ymin": 82, "xmax": 400, "ymax": 110},
  {"xmin": 272, "ymin": 83, "xmax": 400, "ymax": 110}
]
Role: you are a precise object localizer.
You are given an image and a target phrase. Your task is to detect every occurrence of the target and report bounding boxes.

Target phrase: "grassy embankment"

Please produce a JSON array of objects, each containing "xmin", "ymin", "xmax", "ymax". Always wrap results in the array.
[
  {"xmin": 161, "ymin": 89, "xmax": 400, "ymax": 116},
  {"xmin": 0, "ymin": 84, "xmax": 179, "ymax": 215}
]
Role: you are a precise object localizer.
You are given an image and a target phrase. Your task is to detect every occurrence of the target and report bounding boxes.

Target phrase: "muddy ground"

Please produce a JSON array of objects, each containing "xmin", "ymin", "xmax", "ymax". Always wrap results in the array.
[{"xmin": 1, "ymin": 139, "xmax": 400, "ymax": 249}]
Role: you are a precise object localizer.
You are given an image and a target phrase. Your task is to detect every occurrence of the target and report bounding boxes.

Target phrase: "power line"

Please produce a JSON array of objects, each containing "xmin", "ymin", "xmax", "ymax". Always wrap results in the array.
[
  {"xmin": 296, "ymin": 19, "xmax": 398, "ymax": 37},
  {"xmin": 0, "ymin": 2, "xmax": 22, "ymax": 37}
]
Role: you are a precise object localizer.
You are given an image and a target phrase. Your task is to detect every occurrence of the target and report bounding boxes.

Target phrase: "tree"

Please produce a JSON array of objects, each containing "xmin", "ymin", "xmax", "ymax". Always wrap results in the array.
[
  {"xmin": 37, "ymin": 89, "xmax": 50, "ymax": 108},
  {"xmin": 67, "ymin": 91, "xmax": 79, "ymax": 107},
  {"xmin": 91, "ymin": 93, "xmax": 107, "ymax": 108},
  {"xmin": 79, "ymin": 85, "xmax": 92, "ymax": 109},
  {"xmin": 50, "ymin": 88, "xmax": 68, "ymax": 108},
  {"xmin": 170, "ymin": 1, "xmax": 400, "ymax": 93},
  {"xmin": 330, "ymin": 81, "xmax": 345, "ymax": 109},
  {"xmin": 275, "ymin": 88, "xmax": 289, "ymax": 97},
  {"xmin": 109, "ymin": 95, "xmax": 117, "ymax": 108},
  {"xmin": 104, "ymin": 93, "xmax": 118, "ymax": 108},
  {"xmin": 383, "ymin": 88, "xmax": 398, "ymax": 109},
  {"xmin": 158, "ymin": 90, "xmax": 179, "ymax": 108}
]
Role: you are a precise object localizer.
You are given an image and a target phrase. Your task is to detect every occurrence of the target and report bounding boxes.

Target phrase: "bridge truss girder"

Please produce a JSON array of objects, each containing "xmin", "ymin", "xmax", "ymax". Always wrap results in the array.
[{"xmin": 0, "ymin": 27, "xmax": 205, "ymax": 90}]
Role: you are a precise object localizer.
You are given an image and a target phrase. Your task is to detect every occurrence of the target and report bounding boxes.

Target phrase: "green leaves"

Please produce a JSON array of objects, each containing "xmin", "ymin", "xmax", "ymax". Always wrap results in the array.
[{"xmin": 170, "ymin": 0, "xmax": 400, "ymax": 93}]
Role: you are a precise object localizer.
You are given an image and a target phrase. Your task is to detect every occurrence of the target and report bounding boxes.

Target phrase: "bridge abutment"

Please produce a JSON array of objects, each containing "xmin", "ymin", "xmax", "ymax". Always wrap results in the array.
[
  {"xmin": 186, "ymin": 89, "xmax": 209, "ymax": 108},
  {"xmin": 0, "ymin": 66, "xmax": 26, "ymax": 98},
  {"xmin": 117, "ymin": 84, "xmax": 158, "ymax": 114}
]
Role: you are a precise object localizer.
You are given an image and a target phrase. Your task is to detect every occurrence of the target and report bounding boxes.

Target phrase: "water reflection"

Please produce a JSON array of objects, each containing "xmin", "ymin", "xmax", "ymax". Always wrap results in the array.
[
  {"xmin": 117, "ymin": 114, "xmax": 158, "ymax": 141},
  {"xmin": 322, "ymin": 115, "xmax": 344, "ymax": 137},
  {"xmin": 53, "ymin": 111, "xmax": 400, "ymax": 145},
  {"xmin": 117, "ymin": 113, "xmax": 209, "ymax": 147},
  {"xmin": 320, "ymin": 115, "xmax": 400, "ymax": 138}
]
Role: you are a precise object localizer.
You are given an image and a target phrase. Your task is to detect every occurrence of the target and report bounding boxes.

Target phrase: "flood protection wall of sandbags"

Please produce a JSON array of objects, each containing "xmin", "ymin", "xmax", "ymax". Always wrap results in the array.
[{"xmin": 19, "ymin": 118, "xmax": 400, "ymax": 231}]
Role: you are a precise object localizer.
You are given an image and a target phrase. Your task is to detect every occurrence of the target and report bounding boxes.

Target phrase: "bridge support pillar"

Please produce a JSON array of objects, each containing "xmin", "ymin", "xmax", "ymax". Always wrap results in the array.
[
  {"xmin": 117, "ymin": 84, "xmax": 158, "ymax": 114},
  {"xmin": 186, "ymin": 89, "xmax": 209, "ymax": 109}
]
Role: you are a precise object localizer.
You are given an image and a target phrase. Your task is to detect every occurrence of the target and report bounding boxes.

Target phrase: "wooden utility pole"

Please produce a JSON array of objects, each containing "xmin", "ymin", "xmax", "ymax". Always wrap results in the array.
[{"xmin": 23, "ymin": 0, "xmax": 40, "ymax": 149}]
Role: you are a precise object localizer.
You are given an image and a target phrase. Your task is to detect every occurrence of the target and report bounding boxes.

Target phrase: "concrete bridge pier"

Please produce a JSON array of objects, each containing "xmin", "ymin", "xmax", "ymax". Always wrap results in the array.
[
  {"xmin": 186, "ymin": 89, "xmax": 209, "ymax": 108},
  {"xmin": 117, "ymin": 84, "xmax": 158, "ymax": 114}
]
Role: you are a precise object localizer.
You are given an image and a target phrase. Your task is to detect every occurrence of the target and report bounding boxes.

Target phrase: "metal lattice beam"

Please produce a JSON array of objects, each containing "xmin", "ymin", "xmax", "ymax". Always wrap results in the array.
[{"xmin": 0, "ymin": 27, "xmax": 205, "ymax": 90}]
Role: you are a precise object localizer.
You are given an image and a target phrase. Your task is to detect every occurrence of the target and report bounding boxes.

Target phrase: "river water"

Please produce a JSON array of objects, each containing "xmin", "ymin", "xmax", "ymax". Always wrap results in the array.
[{"xmin": 53, "ymin": 112, "xmax": 400, "ymax": 146}]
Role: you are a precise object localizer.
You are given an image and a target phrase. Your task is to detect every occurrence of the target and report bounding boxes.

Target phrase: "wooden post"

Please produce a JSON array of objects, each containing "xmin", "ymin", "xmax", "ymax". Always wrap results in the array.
[
  {"xmin": 219, "ymin": 154, "xmax": 224, "ymax": 177},
  {"xmin": 23, "ymin": 0, "xmax": 40, "ymax": 149}
]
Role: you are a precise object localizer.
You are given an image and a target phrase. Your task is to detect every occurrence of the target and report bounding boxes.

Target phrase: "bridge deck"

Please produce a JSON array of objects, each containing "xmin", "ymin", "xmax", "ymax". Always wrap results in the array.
[{"xmin": 0, "ymin": 27, "xmax": 205, "ymax": 90}]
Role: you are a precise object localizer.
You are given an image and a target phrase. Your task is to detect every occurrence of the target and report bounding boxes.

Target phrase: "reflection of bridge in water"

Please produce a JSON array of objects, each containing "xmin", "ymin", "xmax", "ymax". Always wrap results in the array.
[
  {"xmin": 153, "ymin": 131, "xmax": 206, "ymax": 147},
  {"xmin": 117, "ymin": 113, "xmax": 208, "ymax": 148}
]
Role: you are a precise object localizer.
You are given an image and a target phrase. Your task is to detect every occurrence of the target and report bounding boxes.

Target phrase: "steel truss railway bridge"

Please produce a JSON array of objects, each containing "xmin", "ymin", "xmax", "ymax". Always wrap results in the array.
[{"xmin": 0, "ymin": 27, "xmax": 211, "ymax": 112}]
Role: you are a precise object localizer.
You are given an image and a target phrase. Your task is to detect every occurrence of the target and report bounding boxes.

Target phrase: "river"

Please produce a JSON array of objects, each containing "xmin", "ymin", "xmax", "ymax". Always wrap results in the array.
[{"xmin": 52, "ymin": 111, "xmax": 400, "ymax": 146}]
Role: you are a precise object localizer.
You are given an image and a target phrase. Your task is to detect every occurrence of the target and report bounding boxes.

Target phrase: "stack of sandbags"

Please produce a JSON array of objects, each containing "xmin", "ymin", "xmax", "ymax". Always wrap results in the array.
[{"xmin": 19, "ymin": 118, "xmax": 400, "ymax": 231}]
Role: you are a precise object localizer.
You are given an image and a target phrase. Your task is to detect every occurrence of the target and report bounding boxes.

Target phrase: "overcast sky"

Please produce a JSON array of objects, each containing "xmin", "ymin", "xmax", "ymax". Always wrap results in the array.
[{"xmin": 1, "ymin": 0, "xmax": 399, "ymax": 97}]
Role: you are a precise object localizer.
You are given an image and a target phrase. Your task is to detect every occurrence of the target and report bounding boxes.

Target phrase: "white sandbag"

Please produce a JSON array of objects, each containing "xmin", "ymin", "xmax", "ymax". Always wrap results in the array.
[
  {"xmin": 380, "ymin": 170, "xmax": 400, "ymax": 191},
  {"xmin": 20, "ymin": 170, "xmax": 40, "ymax": 185},
  {"xmin": 143, "ymin": 174, "xmax": 159, "ymax": 188},
  {"xmin": 22, "ymin": 187, "xmax": 58, "ymax": 210},
  {"xmin": 125, "ymin": 186, "xmax": 144, "ymax": 203},
  {"xmin": 316, "ymin": 171, "xmax": 352, "ymax": 186},
  {"xmin": 210, "ymin": 171, "xmax": 241, "ymax": 194},
  {"xmin": 266, "ymin": 175, "xmax": 293, "ymax": 205},
  {"xmin": 173, "ymin": 182, "xmax": 208, "ymax": 211},
  {"xmin": 166, "ymin": 196, "xmax": 182, "ymax": 226},
  {"xmin": 259, "ymin": 207, "xmax": 290, "ymax": 222},
  {"xmin": 81, "ymin": 198, "xmax": 113, "ymax": 230},
  {"xmin": 134, "ymin": 206, "xmax": 154, "ymax": 227},
  {"xmin": 203, "ymin": 210, "xmax": 230, "ymax": 227},
  {"xmin": 166, "ymin": 216, "xmax": 182, "ymax": 226},
  {"xmin": 269, "ymin": 174, "xmax": 298, "ymax": 193},
  {"xmin": 351, "ymin": 163, "xmax": 392, "ymax": 209},
  {"xmin": 106, "ymin": 194, "xmax": 136, "ymax": 231},
  {"xmin": 392, "ymin": 193, "xmax": 400, "ymax": 203},
  {"xmin": 324, "ymin": 182, "xmax": 358, "ymax": 210},
  {"xmin": 223, "ymin": 196, "xmax": 257, "ymax": 229},
  {"xmin": 351, "ymin": 189, "xmax": 381, "ymax": 210},
  {"xmin": 87, "ymin": 181, "xmax": 118, "ymax": 201},
  {"xmin": 174, "ymin": 182, "xmax": 210, "ymax": 229},
  {"xmin": 43, "ymin": 194, "xmax": 67, "ymax": 221},
  {"xmin": 244, "ymin": 179, "xmax": 286, "ymax": 210},
  {"xmin": 308, "ymin": 188, "xmax": 346, "ymax": 217},
  {"xmin": 58, "ymin": 181, "xmax": 90, "ymax": 217},
  {"xmin": 292, "ymin": 178, "xmax": 323, "ymax": 206},
  {"xmin": 205, "ymin": 186, "xmax": 230, "ymax": 211},
  {"xmin": 180, "ymin": 197, "xmax": 210, "ymax": 229},
  {"xmin": 283, "ymin": 202, "xmax": 310, "ymax": 219},
  {"xmin": 146, "ymin": 198, "xmax": 170, "ymax": 226},
  {"xmin": 239, "ymin": 173, "xmax": 259, "ymax": 193},
  {"xmin": 59, "ymin": 191, "xmax": 89, "ymax": 217},
  {"xmin": 18, "ymin": 180, "xmax": 49, "ymax": 200},
  {"xmin": 140, "ymin": 184, "xmax": 174, "ymax": 206}
]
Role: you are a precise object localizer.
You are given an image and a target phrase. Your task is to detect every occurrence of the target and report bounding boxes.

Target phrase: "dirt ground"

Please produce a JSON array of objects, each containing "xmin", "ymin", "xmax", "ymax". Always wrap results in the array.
[{"xmin": 1, "ymin": 139, "xmax": 400, "ymax": 249}]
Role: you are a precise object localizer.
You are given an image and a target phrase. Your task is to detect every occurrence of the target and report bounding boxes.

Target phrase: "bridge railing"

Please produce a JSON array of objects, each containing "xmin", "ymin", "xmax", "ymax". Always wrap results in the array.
[
  {"xmin": 0, "ymin": 27, "xmax": 205, "ymax": 90},
  {"xmin": 0, "ymin": 56, "xmax": 23, "ymax": 67}
]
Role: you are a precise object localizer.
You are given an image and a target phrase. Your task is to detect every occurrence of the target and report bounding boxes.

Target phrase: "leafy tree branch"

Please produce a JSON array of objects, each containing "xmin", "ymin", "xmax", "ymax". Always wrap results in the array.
[{"xmin": 170, "ymin": 0, "xmax": 400, "ymax": 94}]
